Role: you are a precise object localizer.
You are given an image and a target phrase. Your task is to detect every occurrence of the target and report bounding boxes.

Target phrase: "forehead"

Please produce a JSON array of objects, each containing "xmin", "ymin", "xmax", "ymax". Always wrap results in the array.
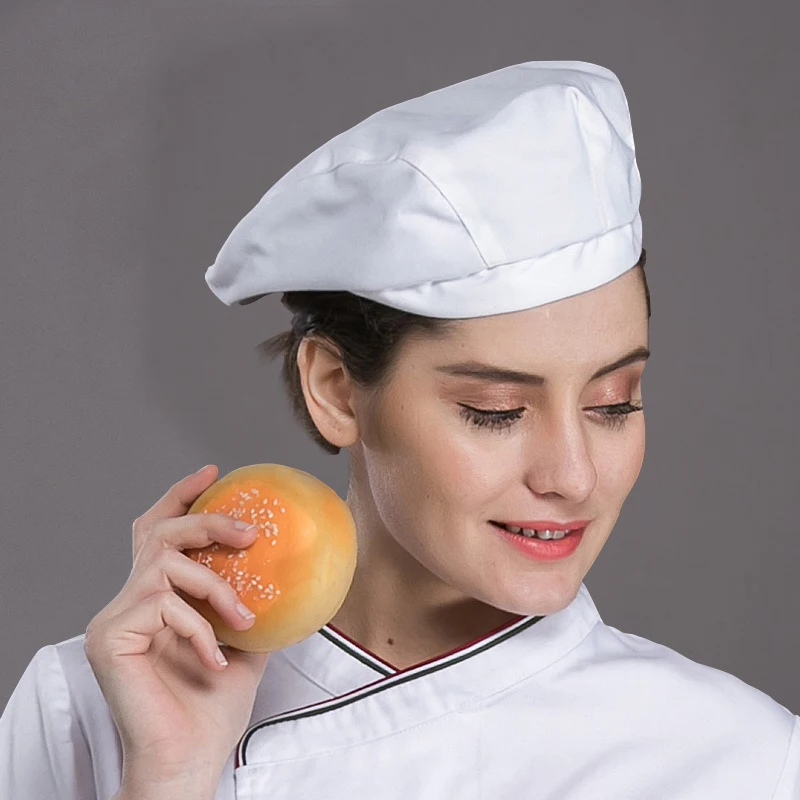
[{"xmin": 425, "ymin": 267, "xmax": 648, "ymax": 357}]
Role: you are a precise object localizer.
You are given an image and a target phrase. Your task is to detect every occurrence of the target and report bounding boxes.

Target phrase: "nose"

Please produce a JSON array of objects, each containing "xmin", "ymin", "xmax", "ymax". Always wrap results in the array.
[{"xmin": 524, "ymin": 407, "xmax": 597, "ymax": 503}]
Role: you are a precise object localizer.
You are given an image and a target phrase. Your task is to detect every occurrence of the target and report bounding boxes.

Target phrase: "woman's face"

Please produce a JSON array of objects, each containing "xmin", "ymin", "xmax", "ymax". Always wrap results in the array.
[{"xmin": 350, "ymin": 267, "xmax": 649, "ymax": 617}]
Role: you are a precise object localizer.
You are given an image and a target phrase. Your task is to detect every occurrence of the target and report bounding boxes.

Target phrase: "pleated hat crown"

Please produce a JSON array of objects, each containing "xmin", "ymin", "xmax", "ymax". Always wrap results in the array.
[{"xmin": 205, "ymin": 60, "xmax": 642, "ymax": 319}]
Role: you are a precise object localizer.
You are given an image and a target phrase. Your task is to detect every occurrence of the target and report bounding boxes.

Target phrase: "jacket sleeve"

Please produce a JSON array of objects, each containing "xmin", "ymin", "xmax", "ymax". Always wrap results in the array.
[
  {"xmin": 771, "ymin": 713, "xmax": 800, "ymax": 800},
  {"xmin": 0, "ymin": 644, "xmax": 97, "ymax": 799}
]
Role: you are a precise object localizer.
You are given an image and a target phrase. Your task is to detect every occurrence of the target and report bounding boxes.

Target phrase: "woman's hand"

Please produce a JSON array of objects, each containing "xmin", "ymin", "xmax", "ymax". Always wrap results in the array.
[{"xmin": 83, "ymin": 465, "xmax": 269, "ymax": 795}]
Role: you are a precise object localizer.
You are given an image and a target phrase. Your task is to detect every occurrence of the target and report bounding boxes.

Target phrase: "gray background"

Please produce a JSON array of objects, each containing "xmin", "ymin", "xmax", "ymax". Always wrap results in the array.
[{"xmin": 1, "ymin": 0, "xmax": 798, "ymax": 716}]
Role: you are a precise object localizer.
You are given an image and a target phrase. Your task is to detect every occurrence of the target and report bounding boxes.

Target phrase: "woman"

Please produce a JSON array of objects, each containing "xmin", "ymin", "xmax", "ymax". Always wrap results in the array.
[{"xmin": 2, "ymin": 60, "xmax": 798, "ymax": 799}]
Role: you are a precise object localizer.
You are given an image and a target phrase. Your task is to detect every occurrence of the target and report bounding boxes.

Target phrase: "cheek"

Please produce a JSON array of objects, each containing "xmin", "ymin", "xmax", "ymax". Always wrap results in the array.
[
  {"xmin": 418, "ymin": 427, "xmax": 490, "ymax": 502},
  {"xmin": 376, "ymin": 404, "xmax": 497, "ymax": 517},
  {"xmin": 595, "ymin": 422, "xmax": 646, "ymax": 499}
]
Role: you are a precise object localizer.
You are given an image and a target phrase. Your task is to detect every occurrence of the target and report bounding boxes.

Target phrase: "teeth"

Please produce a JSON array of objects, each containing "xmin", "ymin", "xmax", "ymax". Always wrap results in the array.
[{"xmin": 501, "ymin": 524, "xmax": 568, "ymax": 540}]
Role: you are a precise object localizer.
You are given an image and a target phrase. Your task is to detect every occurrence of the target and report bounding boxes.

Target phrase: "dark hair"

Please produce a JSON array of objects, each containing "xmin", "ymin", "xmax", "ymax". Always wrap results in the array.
[{"xmin": 258, "ymin": 248, "xmax": 650, "ymax": 455}]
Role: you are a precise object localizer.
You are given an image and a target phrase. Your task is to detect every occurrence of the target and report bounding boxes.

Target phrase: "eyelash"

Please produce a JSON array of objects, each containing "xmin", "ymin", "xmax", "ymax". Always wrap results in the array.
[{"xmin": 458, "ymin": 401, "xmax": 643, "ymax": 432}]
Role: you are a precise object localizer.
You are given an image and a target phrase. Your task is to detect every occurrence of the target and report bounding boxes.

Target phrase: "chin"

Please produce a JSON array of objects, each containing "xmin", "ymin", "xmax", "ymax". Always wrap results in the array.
[
  {"xmin": 488, "ymin": 574, "xmax": 582, "ymax": 618},
  {"xmin": 530, "ymin": 591, "xmax": 578, "ymax": 616}
]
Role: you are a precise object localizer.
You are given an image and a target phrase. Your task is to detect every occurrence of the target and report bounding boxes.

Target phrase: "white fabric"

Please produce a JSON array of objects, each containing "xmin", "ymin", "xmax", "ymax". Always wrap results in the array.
[
  {"xmin": 2, "ymin": 583, "xmax": 798, "ymax": 799},
  {"xmin": 204, "ymin": 60, "xmax": 642, "ymax": 319}
]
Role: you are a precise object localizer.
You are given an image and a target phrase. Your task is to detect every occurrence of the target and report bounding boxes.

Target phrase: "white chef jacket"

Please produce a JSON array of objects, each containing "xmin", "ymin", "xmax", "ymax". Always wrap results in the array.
[{"xmin": 2, "ymin": 582, "xmax": 799, "ymax": 799}]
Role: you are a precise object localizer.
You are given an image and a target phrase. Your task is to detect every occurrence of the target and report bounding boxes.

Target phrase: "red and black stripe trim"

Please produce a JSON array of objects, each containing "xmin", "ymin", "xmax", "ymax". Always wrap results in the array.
[
  {"xmin": 237, "ymin": 613, "xmax": 544, "ymax": 767},
  {"xmin": 317, "ymin": 625, "xmax": 396, "ymax": 676}
]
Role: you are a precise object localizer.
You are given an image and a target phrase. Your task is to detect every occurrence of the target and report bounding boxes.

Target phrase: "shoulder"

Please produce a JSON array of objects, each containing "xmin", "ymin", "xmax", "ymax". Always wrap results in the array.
[
  {"xmin": 41, "ymin": 632, "xmax": 102, "ymax": 701},
  {"xmin": 7, "ymin": 634, "xmax": 94, "ymax": 709},
  {"xmin": 588, "ymin": 621, "xmax": 796, "ymax": 740},
  {"xmin": 1, "ymin": 634, "xmax": 121, "ymax": 797},
  {"xmin": 22, "ymin": 633, "xmax": 121, "ymax": 753},
  {"xmin": 569, "ymin": 622, "xmax": 799, "ymax": 794}
]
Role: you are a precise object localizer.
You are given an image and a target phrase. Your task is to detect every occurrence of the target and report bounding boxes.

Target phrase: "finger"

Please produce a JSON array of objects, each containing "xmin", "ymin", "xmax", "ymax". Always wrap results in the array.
[
  {"xmin": 101, "ymin": 514, "xmax": 258, "ymax": 627},
  {"xmin": 125, "ymin": 546, "xmax": 259, "ymax": 632},
  {"xmin": 90, "ymin": 590, "xmax": 229, "ymax": 672},
  {"xmin": 132, "ymin": 465, "xmax": 219, "ymax": 559},
  {"xmin": 150, "ymin": 510, "xmax": 261, "ymax": 556}
]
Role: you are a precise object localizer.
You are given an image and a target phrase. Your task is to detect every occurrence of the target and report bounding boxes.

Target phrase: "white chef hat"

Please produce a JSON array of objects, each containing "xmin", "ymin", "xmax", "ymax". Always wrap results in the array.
[{"xmin": 204, "ymin": 60, "xmax": 642, "ymax": 319}]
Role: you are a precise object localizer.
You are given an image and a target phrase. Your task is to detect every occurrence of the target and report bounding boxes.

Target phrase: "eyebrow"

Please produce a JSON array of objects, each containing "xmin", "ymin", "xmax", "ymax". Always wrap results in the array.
[{"xmin": 434, "ymin": 346, "xmax": 651, "ymax": 386}]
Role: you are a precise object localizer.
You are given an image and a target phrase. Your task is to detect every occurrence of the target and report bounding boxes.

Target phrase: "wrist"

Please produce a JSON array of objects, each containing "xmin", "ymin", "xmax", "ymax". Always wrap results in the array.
[
  {"xmin": 113, "ymin": 783, "xmax": 217, "ymax": 800},
  {"xmin": 116, "ymin": 760, "xmax": 223, "ymax": 800}
]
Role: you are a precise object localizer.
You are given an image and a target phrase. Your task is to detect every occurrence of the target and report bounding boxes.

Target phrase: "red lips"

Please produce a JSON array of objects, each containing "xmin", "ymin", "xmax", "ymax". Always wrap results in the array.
[{"xmin": 494, "ymin": 520, "xmax": 589, "ymax": 531}]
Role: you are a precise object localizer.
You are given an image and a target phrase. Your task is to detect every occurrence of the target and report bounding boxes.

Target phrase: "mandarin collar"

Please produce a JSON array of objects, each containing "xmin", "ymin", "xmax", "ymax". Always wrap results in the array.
[{"xmin": 239, "ymin": 583, "xmax": 602, "ymax": 767}]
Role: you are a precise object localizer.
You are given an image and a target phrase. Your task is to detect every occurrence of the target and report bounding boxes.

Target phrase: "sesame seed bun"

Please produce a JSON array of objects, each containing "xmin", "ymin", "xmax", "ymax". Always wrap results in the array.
[{"xmin": 179, "ymin": 464, "xmax": 357, "ymax": 653}]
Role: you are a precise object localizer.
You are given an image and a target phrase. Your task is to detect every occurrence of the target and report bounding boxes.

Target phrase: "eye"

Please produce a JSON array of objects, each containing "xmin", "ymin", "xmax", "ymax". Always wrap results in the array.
[
  {"xmin": 458, "ymin": 401, "xmax": 644, "ymax": 433},
  {"xmin": 458, "ymin": 404, "xmax": 524, "ymax": 432},
  {"xmin": 592, "ymin": 401, "xmax": 644, "ymax": 431}
]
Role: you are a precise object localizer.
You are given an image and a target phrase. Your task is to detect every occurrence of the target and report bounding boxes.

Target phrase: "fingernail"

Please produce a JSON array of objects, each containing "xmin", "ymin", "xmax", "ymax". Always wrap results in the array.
[
  {"xmin": 194, "ymin": 464, "xmax": 211, "ymax": 475},
  {"xmin": 234, "ymin": 521, "xmax": 258, "ymax": 532},
  {"xmin": 215, "ymin": 647, "xmax": 228, "ymax": 666},
  {"xmin": 237, "ymin": 602, "xmax": 256, "ymax": 620}
]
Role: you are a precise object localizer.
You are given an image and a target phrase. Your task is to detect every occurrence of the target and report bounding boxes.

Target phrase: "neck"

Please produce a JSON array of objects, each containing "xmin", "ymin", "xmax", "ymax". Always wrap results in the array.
[{"xmin": 328, "ymin": 474, "xmax": 521, "ymax": 671}]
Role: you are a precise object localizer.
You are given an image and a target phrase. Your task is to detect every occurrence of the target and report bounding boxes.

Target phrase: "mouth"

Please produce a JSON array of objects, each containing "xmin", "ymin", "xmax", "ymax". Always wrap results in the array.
[{"xmin": 489, "ymin": 521, "xmax": 586, "ymax": 540}]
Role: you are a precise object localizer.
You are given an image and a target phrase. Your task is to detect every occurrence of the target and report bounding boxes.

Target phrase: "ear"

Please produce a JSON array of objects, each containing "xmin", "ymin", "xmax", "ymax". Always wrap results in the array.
[{"xmin": 296, "ymin": 337, "xmax": 361, "ymax": 449}]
